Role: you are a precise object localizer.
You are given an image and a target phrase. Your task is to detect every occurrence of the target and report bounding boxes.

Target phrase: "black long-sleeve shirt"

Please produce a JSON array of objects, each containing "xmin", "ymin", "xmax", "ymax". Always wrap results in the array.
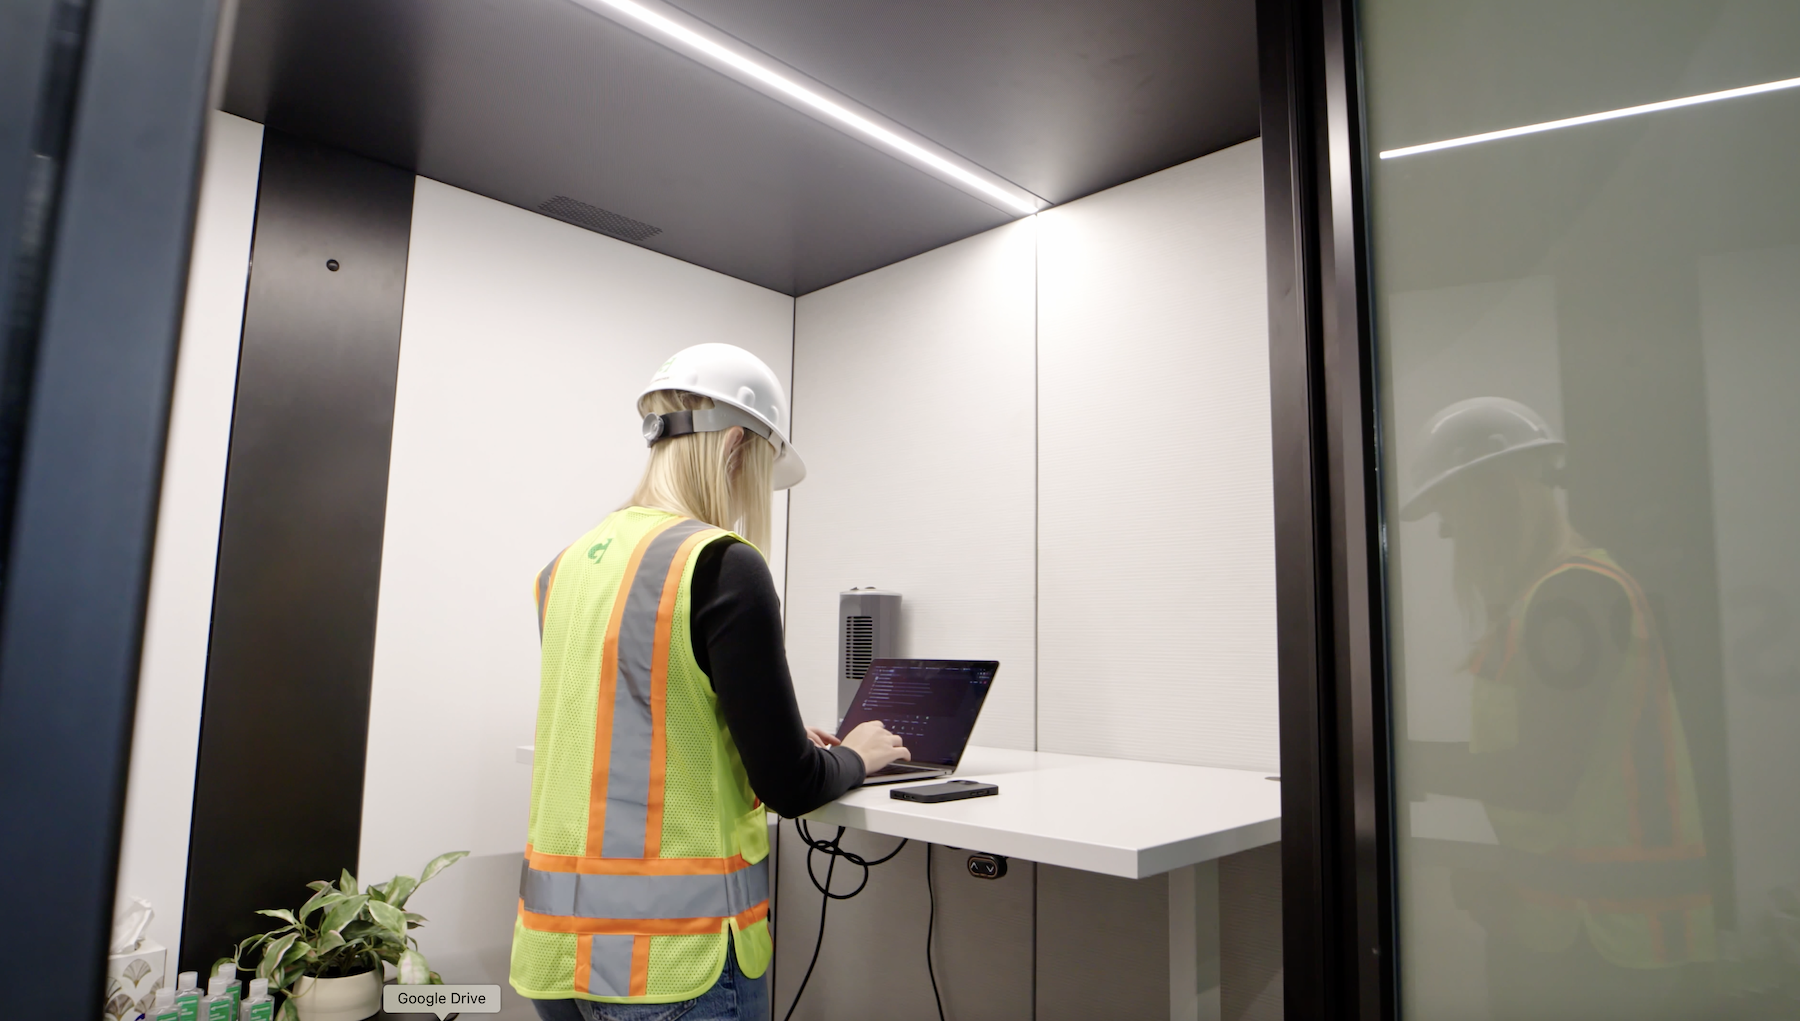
[{"xmin": 687, "ymin": 538, "xmax": 865, "ymax": 817}]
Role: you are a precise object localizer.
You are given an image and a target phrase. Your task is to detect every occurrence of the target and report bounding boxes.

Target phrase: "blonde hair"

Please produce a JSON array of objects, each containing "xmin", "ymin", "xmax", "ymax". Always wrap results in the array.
[
  {"xmin": 628, "ymin": 389, "xmax": 774, "ymax": 551},
  {"xmin": 1440, "ymin": 458, "xmax": 1581, "ymax": 642}
]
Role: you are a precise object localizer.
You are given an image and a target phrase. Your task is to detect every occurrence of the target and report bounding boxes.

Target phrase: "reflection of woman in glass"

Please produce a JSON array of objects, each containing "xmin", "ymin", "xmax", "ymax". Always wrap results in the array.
[{"xmin": 1404, "ymin": 398, "xmax": 1712, "ymax": 1021}]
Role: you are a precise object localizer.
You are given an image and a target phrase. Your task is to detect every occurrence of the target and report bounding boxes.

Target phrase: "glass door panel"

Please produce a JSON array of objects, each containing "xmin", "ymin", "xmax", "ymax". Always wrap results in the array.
[{"xmin": 1362, "ymin": 3, "xmax": 1800, "ymax": 1017}]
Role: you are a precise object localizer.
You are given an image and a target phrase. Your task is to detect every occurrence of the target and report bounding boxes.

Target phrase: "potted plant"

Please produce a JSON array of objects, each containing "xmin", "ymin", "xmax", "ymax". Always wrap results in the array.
[{"xmin": 231, "ymin": 852, "xmax": 468, "ymax": 1021}]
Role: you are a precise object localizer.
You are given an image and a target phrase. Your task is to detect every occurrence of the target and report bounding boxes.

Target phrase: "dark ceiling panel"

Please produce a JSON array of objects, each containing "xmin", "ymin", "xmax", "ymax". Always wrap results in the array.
[
  {"xmin": 222, "ymin": 0, "xmax": 1257, "ymax": 295},
  {"xmin": 667, "ymin": 0, "xmax": 1260, "ymax": 205}
]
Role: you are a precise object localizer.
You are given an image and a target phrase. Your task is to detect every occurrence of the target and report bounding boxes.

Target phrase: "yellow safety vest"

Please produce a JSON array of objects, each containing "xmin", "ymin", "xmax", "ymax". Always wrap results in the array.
[
  {"xmin": 1469, "ymin": 549, "xmax": 1713, "ymax": 968},
  {"xmin": 509, "ymin": 508, "xmax": 772, "ymax": 1003}
]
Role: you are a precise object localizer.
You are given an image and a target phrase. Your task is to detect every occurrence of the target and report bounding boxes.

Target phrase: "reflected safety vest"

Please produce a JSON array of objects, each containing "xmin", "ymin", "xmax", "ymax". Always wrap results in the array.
[
  {"xmin": 1469, "ymin": 549, "xmax": 1713, "ymax": 967},
  {"xmin": 509, "ymin": 507, "xmax": 771, "ymax": 1003}
]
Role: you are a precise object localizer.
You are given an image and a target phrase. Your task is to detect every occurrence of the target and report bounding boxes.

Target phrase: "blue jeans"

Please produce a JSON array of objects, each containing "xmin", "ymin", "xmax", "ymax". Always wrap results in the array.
[{"xmin": 530, "ymin": 941, "xmax": 768, "ymax": 1021}]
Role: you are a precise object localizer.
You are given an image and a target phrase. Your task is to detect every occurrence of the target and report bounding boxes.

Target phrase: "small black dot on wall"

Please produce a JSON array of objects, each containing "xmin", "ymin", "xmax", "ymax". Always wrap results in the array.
[{"xmin": 326, "ymin": 259, "xmax": 340, "ymax": 271}]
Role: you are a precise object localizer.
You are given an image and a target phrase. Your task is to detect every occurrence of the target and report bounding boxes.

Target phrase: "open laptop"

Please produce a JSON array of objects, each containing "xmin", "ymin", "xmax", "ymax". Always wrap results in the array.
[{"xmin": 838, "ymin": 659, "xmax": 999, "ymax": 786}]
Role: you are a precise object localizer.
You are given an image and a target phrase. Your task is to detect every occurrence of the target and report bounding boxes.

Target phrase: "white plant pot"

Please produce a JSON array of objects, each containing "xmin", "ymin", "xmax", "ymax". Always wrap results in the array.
[{"xmin": 288, "ymin": 970, "xmax": 383, "ymax": 1021}]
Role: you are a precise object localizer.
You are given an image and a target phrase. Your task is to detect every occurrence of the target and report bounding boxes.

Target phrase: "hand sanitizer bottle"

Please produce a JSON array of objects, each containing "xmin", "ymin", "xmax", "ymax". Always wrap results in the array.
[
  {"xmin": 239, "ymin": 978, "xmax": 274, "ymax": 1021},
  {"xmin": 173, "ymin": 971, "xmax": 202, "ymax": 1021},
  {"xmin": 149, "ymin": 987, "xmax": 180, "ymax": 1021},
  {"xmin": 214, "ymin": 962, "xmax": 242, "ymax": 1019},
  {"xmin": 201, "ymin": 974, "xmax": 235, "ymax": 1021}
]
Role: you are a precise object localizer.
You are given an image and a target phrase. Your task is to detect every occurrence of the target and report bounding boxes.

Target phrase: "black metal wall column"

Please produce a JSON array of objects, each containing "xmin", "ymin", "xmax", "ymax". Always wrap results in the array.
[
  {"xmin": 180, "ymin": 131, "xmax": 414, "ymax": 969},
  {"xmin": 1255, "ymin": 0, "xmax": 1395, "ymax": 1018}
]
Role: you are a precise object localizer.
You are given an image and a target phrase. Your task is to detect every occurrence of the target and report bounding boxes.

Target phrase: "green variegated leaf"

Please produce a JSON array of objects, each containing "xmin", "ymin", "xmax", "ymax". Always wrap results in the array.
[
  {"xmin": 306, "ymin": 880, "xmax": 333, "ymax": 893},
  {"xmin": 299, "ymin": 887, "xmax": 345, "ymax": 921},
  {"xmin": 367, "ymin": 899, "xmax": 407, "ymax": 933},
  {"xmin": 338, "ymin": 919, "xmax": 379, "ymax": 940},
  {"xmin": 259, "ymin": 932, "xmax": 298, "ymax": 979},
  {"xmin": 312, "ymin": 930, "xmax": 346, "ymax": 955},
  {"xmin": 281, "ymin": 940, "xmax": 312, "ymax": 968},
  {"xmin": 385, "ymin": 874, "xmax": 420, "ymax": 908},
  {"xmin": 255, "ymin": 908, "xmax": 300, "ymax": 928},
  {"xmin": 276, "ymin": 1000, "xmax": 300, "ymax": 1021},
  {"xmin": 418, "ymin": 851, "xmax": 468, "ymax": 886},
  {"xmin": 337, "ymin": 869, "xmax": 358, "ymax": 895},
  {"xmin": 238, "ymin": 933, "xmax": 272, "ymax": 963},
  {"xmin": 404, "ymin": 912, "xmax": 427, "ymax": 929},
  {"xmin": 428, "ymin": 971, "xmax": 443, "ymax": 985},
  {"xmin": 397, "ymin": 949, "xmax": 432, "ymax": 985},
  {"xmin": 320, "ymin": 894, "xmax": 368, "ymax": 934}
]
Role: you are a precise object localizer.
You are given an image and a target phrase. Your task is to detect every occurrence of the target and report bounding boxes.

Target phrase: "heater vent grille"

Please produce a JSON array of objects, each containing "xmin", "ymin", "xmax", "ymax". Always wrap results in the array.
[
  {"xmin": 844, "ymin": 615, "xmax": 874, "ymax": 681},
  {"xmin": 537, "ymin": 196, "xmax": 663, "ymax": 242}
]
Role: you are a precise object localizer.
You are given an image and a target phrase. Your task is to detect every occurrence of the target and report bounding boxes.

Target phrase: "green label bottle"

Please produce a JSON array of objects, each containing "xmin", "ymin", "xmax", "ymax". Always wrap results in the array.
[{"xmin": 172, "ymin": 970, "xmax": 202, "ymax": 1021}]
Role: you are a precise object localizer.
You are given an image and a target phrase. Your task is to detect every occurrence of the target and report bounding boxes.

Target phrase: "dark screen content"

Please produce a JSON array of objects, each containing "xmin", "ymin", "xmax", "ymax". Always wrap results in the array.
[{"xmin": 838, "ymin": 660, "xmax": 997, "ymax": 765}]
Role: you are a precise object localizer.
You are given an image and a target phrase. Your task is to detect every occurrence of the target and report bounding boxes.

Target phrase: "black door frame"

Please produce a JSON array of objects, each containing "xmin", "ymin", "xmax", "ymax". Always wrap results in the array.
[
  {"xmin": 1256, "ymin": 0, "xmax": 1397, "ymax": 1018},
  {"xmin": 0, "ymin": 0, "xmax": 227, "ymax": 1016}
]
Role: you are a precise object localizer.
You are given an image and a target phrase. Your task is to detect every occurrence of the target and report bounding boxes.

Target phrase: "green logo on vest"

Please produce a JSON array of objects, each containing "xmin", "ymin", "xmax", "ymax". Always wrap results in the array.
[{"xmin": 587, "ymin": 539, "xmax": 612, "ymax": 563}]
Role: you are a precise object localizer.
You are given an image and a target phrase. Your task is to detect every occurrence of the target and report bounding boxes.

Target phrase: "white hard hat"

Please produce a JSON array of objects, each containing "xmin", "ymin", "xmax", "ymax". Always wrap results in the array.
[
  {"xmin": 639, "ymin": 343, "xmax": 806, "ymax": 489},
  {"xmin": 1400, "ymin": 397, "xmax": 1563, "ymax": 520}
]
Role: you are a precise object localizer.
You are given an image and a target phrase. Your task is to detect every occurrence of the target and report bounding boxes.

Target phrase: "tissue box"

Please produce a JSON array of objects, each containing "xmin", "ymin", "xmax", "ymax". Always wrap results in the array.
[{"xmin": 104, "ymin": 939, "xmax": 166, "ymax": 1021}]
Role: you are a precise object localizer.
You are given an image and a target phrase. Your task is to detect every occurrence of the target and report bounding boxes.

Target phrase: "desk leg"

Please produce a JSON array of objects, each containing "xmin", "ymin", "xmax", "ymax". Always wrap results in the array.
[{"xmin": 1168, "ymin": 862, "xmax": 1221, "ymax": 1021}]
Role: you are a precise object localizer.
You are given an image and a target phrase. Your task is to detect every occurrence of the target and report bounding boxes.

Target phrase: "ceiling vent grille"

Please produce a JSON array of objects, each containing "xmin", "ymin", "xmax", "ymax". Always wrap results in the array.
[{"xmin": 537, "ymin": 196, "xmax": 663, "ymax": 242}]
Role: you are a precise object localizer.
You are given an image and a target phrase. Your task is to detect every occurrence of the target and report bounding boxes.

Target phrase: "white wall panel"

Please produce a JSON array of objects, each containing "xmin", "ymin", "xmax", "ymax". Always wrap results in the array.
[
  {"xmin": 787, "ymin": 219, "xmax": 1037, "ymax": 749},
  {"xmin": 360, "ymin": 178, "xmax": 793, "ymax": 983},
  {"xmin": 1036, "ymin": 141, "xmax": 1276, "ymax": 771},
  {"xmin": 115, "ymin": 111, "xmax": 263, "ymax": 964}
]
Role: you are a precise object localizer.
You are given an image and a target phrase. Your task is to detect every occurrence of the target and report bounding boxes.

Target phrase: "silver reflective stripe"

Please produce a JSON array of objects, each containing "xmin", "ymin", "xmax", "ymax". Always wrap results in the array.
[
  {"xmin": 520, "ymin": 858, "xmax": 769, "ymax": 920},
  {"xmin": 603, "ymin": 519, "xmax": 714, "ymax": 858},
  {"xmin": 725, "ymin": 857, "xmax": 769, "ymax": 916},
  {"xmin": 585, "ymin": 935, "xmax": 635, "ymax": 997},
  {"xmin": 535, "ymin": 551, "xmax": 562, "ymax": 639}
]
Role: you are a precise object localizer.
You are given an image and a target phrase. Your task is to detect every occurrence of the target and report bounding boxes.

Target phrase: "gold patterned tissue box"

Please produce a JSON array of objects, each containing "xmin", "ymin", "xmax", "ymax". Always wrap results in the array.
[{"xmin": 104, "ymin": 939, "xmax": 166, "ymax": 1021}]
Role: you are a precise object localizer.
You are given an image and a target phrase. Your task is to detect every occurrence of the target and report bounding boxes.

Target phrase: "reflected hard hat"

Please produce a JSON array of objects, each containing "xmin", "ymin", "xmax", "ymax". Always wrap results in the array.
[
  {"xmin": 640, "ymin": 343, "xmax": 806, "ymax": 490},
  {"xmin": 1399, "ymin": 397, "xmax": 1563, "ymax": 521}
]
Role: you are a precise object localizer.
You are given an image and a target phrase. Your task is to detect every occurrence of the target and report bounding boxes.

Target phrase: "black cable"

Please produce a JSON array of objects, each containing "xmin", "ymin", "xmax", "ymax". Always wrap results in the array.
[
  {"xmin": 926, "ymin": 844, "xmax": 945, "ymax": 1021},
  {"xmin": 780, "ymin": 839, "xmax": 835, "ymax": 1021},
  {"xmin": 781, "ymin": 820, "xmax": 908, "ymax": 1021}
]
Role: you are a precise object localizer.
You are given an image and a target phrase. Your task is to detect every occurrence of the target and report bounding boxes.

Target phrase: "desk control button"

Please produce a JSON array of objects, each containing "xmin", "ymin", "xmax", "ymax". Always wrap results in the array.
[{"xmin": 967, "ymin": 853, "xmax": 1008, "ymax": 880}]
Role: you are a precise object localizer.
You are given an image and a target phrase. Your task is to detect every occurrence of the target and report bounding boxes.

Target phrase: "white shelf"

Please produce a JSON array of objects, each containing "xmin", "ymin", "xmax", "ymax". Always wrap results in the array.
[{"xmin": 514, "ymin": 744, "xmax": 1281, "ymax": 879}]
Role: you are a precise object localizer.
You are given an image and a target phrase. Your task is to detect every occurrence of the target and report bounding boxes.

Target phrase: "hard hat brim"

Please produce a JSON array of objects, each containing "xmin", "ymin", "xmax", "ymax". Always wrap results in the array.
[
  {"xmin": 773, "ymin": 442, "xmax": 806, "ymax": 490},
  {"xmin": 1398, "ymin": 439, "xmax": 1563, "ymax": 521}
]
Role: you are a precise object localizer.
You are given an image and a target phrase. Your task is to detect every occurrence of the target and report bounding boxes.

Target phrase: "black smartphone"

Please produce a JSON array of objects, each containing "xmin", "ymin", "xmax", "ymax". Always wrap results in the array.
[{"xmin": 889, "ymin": 779, "xmax": 999, "ymax": 803}]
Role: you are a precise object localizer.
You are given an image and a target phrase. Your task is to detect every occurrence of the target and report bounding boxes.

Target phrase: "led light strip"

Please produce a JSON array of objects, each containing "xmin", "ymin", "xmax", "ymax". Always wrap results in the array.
[
  {"xmin": 1380, "ymin": 74, "xmax": 1800, "ymax": 160},
  {"xmin": 573, "ymin": 0, "xmax": 1042, "ymax": 216}
]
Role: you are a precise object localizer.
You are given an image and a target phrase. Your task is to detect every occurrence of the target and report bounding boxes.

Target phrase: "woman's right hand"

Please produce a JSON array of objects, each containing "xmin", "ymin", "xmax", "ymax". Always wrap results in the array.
[{"xmin": 840, "ymin": 720, "xmax": 909, "ymax": 773}]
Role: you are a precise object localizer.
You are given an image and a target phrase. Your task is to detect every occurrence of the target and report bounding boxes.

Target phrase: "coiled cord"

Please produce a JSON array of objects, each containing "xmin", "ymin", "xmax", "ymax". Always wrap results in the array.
[{"xmin": 780, "ymin": 819, "xmax": 911, "ymax": 1021}]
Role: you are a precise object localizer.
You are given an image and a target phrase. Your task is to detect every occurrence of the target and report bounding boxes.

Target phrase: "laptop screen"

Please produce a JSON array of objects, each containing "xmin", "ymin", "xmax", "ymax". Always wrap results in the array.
[{"xmin": 837, "ymin": 659, "xmax": 999, "ymax": 767}]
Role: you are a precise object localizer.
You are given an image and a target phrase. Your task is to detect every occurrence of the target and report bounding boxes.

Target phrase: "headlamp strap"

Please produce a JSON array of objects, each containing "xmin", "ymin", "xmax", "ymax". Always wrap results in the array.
[{"xmin": 643, "ymin": 405, "xmax": 776, "ymax": 448}]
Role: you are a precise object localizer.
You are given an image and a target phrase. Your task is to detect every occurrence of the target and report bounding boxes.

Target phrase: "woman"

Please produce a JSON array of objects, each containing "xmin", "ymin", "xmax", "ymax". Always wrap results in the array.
[{"xmin": 511, "ymin": 343, "xmax": 908, "ymax": 1020}]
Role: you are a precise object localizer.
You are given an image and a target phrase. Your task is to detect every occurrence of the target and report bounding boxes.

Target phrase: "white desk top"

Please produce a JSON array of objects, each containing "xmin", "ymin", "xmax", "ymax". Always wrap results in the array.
[
  {"xmin": 805, "ymin": 746, "xmax": 1282, "ymax": 879},
  {"xmin": 515, "ymin": 744, "xmax": 1281, "ymax": 879}
]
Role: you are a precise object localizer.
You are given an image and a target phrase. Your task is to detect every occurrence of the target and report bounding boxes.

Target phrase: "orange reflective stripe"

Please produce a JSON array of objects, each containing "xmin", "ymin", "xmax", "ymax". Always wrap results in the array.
[
  {"xmin": 628, "ymin": 937, "xmax": 651, "ymax": 997},
  {"xmin": 1555, "ymin": 842, "xmax": 1705, "ymax": 864},
  {"xmin": 1657, "ymin": 682, "xmax": 1684, "ymax": 839},
  {"xmin": 525, "ymin": 844, "xmax": 752, "ymax": 876},
  {"xmin": 519, "ymin": 899, "xmax": 769, "ymax": 936},
  {"xmin": 573, "ymin": 933, "xmax": 592, "ymax": 995},
  {"xmin": 587, "ymin": 519, "xmax": 678, "ymax": 855},
  {"xmin": 1514, "ymin": 886, "xmax": 1710, "ymax": 914},
  {"xmin": 646, "ymin": 528, "xmax": 722, "ymax": 859}
]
